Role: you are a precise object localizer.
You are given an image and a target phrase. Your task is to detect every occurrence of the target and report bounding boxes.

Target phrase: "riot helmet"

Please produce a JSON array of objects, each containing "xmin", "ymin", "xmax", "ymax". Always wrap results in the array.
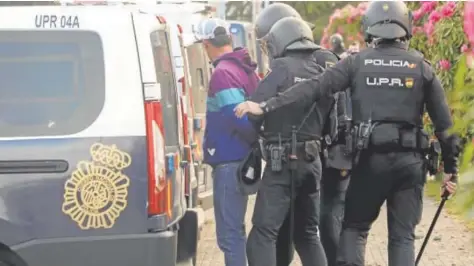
[
  {"xmin": 256, "ymin": 3, "xmax": 305, "ymax": 40},
  {"xmin": 262, "ymin": 17, "xmax": 319, "ymax": 59},
  {"xmin": 362, "ymin": 1, "xmax": 413, "ymax": 43},
  {"xmin": 330, "ymin": 33, "xmax": 345, "ymax": 55}
]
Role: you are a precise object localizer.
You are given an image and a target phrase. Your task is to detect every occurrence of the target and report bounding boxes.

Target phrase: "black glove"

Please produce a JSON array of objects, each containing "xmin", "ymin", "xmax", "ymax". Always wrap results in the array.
[{"xmin": 439, "ymin": 134, "xmax": 461, "ymax": 174}]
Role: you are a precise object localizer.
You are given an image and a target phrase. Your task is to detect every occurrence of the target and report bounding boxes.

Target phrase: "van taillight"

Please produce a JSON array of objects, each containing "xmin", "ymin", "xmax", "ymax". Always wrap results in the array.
[{"xmin": 144, "ymin": 83, "xmax": 171, "ymax": 218}]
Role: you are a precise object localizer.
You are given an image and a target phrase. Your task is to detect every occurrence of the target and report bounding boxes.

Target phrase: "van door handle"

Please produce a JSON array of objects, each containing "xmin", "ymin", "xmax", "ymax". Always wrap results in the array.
[{"xmin": 0, "ymin": 160, "xmax": 69, "ymax": 174}]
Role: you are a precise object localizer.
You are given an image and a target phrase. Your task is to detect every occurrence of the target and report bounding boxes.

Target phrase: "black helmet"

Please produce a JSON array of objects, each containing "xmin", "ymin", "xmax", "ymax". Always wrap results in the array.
[
  {"xmin": 330, "ymin": 33, "xmax": 345, "ymax": 51},
  {"xmin": 262, "ymin": 17, "xmax": 320, "ymax": 59},
  {"xmin": 255, "ymin": 3, "xmax": 314, "ymax": 40},
  {"xmin": 362, "ymin": 1, "xmax": 413, "ymax": 42}
]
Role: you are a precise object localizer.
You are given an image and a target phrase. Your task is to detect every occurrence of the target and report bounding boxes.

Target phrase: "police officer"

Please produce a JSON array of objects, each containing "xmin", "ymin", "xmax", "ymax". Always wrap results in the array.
[
  {"xmin": 245, "ymin": 17, "xmax": 331, "ymax": 266},
  {"xmin": 329, "ymin": 33, "xmax": 346, "ymax": 57},
  {"xmin": 254, "ymin": 3, "xmax": 344, "ymax": 266},
  {"xmin": 235, "ymin": 2, "xmax": 459, "ymax": 266}
]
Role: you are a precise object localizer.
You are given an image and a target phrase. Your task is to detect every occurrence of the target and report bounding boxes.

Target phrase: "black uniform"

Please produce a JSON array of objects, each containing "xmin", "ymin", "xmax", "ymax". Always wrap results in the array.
[
  {"xmin": 261, "ymin": 41, "xmax": 453, "ymax": 266},
  {"xmin": 269, "ymin": 48, "xmax": 346, "ymax": 266},
  {"xmin": 247, "ymin": 50, "xmax": 336, "ymax": 266}
]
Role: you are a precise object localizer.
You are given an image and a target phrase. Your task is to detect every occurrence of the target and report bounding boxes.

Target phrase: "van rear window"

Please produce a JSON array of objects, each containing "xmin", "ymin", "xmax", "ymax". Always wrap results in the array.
[{"xmin": 0, "ymin": 30, "xmax": 105, "ymax": 138}]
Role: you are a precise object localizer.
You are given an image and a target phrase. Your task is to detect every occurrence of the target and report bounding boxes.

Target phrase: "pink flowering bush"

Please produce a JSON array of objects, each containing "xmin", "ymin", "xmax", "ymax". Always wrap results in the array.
[
  {"xmin": 320, "ymin": 2, "xmax": 368, "ymax": 49},
  {"xmin": 465, "ymin": 2, "xmax": 474, "ymax": 70},
  {"xmin": 465, "ymin": 1, "xmax": 474, "ymax": 48},
  {"xmin": 409, "ymin": 1, "xmax": 469, "ymax": 88},
  {"xmin": 409, "ymin": 2, "xmax": 474, "ymax": 179},
  {"xmin": 408, "ymin": 2, "xmax": 474, "ymax": 152}
]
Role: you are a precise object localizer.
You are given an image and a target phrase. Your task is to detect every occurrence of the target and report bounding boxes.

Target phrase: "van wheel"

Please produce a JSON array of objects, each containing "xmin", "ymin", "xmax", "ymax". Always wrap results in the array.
[{"xmin": 0, "ymin": 249, "xmax": 27, "ymax": 266}]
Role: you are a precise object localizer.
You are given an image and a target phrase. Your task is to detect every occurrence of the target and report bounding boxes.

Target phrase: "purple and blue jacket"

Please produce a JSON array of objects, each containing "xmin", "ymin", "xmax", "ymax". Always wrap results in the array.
[{"xmin": 203, "ymin": 48, "xmax": 259, "ymax": 166}]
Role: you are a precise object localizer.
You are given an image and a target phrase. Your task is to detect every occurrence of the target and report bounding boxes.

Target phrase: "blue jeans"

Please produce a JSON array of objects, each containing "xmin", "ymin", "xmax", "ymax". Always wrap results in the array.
[{"xmin": 213, "ymin": 162, "xmax": 249, "ymax": 266}]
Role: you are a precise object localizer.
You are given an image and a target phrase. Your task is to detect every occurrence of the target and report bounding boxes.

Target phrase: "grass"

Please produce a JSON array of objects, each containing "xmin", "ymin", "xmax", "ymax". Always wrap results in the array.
[{"xmin": 424, "ymin": 180, "xmax": 474, "ymax": 230}]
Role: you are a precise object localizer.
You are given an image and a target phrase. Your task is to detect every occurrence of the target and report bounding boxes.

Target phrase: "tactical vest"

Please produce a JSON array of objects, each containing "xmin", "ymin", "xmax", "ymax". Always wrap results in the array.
[
  {"xmin": 263, "ymin": 52, "xmax": 333, "ymax": 141},
  {"xmin": 351, "ymin": 47, "xmax": 425, "ymax": 126}
]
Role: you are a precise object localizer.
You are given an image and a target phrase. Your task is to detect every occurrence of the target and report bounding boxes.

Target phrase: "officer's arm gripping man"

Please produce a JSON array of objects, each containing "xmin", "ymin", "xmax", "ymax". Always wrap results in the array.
[
  {"xmin": 264, "ymin": 55, "xmax": 354, "ymax": 113},
  {"xmin": 423, "ymin": 60, "xmax": 461, "ymax": 173}
]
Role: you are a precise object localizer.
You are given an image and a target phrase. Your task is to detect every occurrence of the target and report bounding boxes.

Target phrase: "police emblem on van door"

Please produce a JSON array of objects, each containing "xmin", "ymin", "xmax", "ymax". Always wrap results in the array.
[{"xmin": 62, "ymin": 143, "xmax": 131, "ymax": 230}]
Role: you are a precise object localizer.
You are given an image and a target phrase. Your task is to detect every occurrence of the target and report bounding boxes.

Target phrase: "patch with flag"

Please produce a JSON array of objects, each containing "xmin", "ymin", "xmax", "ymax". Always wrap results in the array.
[{"xmin": 405, "ymin": 77, "xmax": 414, "ymax": 88}]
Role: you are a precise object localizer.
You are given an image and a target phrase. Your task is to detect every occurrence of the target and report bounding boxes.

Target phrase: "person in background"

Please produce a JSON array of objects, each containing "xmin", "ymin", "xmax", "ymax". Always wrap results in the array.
[
  {"xmin": 329, "ymin": 33, "xmax": 346, "ymax": 57},
  {"xmin": 340, "ymin": 41, "xmax": 361, "ymax": 59},
  {"xmin": 194, "ymin": 17, "xmax": 259, "ymax": 266}
]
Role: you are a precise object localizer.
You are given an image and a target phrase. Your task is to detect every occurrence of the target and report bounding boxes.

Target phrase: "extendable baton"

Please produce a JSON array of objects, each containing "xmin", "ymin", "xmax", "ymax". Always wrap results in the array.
[{"xmin": 415, "ymin": 173, "xmax": 458, "ymax": 265}]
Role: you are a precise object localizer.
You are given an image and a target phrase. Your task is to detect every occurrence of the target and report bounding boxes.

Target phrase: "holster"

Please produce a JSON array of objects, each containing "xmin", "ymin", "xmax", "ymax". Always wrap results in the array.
[
  {"xmin": 324, "ymin": 121, "xmax": 353, "ymax": 171},
  {"xmin": 351, "ymin": 121, "xmax": 374, "ymax": 166}
]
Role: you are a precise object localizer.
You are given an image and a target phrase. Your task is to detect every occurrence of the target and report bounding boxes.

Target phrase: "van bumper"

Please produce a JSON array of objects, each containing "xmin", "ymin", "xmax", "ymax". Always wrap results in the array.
[{"xmin": 12, "ymin": 230, "xmax": 179, "ymax": 266}]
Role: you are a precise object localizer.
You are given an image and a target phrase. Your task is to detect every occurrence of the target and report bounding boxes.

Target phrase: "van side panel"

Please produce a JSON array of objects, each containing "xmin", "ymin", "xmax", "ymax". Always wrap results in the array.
[{"xmin": 0, "ymin": 7, "xmax": 175, "ymax": 266}]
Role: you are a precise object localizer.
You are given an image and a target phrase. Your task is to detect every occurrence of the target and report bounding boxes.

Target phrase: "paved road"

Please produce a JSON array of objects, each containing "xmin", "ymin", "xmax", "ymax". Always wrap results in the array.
[{"xmin": 196, "ymin": 195, "xmax": 474, "ymax": 266}]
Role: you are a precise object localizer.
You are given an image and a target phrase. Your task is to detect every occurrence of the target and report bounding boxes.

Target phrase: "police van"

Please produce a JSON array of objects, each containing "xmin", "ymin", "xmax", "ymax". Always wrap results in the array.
[{"xmin": 0, "ymin": 4, "xmax": 197, "ymax": 266}]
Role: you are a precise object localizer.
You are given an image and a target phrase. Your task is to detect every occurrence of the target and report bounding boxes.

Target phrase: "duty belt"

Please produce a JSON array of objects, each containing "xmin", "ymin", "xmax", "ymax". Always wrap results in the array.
[
  {"xmin": 264, "ymin": 140, "xmax": 320, "ymax": 153},
  {"xmin": 261, "ymin": 140, "xmax": 321, "ymax": 172}
]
